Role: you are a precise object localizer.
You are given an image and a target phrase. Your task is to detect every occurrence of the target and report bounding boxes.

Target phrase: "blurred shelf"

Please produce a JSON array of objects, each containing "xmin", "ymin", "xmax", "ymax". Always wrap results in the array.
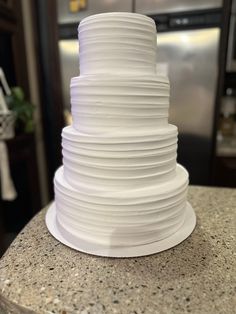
[{"xmin": 216, "ymin": 134, "xmax": 236, "ymax": 157}]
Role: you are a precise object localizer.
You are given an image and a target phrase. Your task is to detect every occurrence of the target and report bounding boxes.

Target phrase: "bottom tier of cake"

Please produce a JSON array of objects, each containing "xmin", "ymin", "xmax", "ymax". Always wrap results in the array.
[{"xmin": 53, "ymin": 164, "xmax": 189, "ymax": 249}]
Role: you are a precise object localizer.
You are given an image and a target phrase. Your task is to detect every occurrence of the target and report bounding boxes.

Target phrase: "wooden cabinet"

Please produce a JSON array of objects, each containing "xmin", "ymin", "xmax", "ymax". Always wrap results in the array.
[
  {"xmin": 0, "ymin": 134, "xmax": 41, "ymax": 255},
  {"xmin": 0, "ymin": 0, "xmax": 29, "ymax": 96},
  {"xmin": 1, "ymin": 134, "xmax": 41, "ymax": 227},
  {"xmin": 213, "ymin": 135, "xmax": 236, "ymax": 187},
  {"xmin": 0, "ymin": 1, "xmax": 42, "ymax": 255},
  {"xmin": 213, "ymin": 156, "xmax": 236, "ymax": 187}
]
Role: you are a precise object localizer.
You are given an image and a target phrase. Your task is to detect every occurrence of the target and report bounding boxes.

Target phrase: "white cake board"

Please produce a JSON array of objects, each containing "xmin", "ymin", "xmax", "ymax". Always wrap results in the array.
[{"xmin": 45, "ymin": 202, "xmax": 196, "ymax": 258}]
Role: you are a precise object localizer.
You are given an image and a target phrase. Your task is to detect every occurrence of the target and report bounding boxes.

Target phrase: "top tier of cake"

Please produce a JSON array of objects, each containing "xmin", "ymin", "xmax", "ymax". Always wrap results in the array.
[{"xmin": 78, "ymin": 12, "xmax": 157, "ymax": 76}]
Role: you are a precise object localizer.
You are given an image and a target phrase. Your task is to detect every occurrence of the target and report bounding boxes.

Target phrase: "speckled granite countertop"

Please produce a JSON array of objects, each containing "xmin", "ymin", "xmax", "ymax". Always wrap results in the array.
[{"xmin": 0, "ymin": 186, "xmax": 235, "ymax": 314}]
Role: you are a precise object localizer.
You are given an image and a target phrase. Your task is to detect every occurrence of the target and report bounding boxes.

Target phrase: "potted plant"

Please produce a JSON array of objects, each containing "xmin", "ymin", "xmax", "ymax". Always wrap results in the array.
[{"xmin": 5, "ymin": 87, "xmax": 34, "ymax": 135}]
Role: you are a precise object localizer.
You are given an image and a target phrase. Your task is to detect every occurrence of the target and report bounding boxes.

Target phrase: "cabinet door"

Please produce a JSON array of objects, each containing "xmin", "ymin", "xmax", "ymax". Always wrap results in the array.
[
  {"xmin": 57, "ymin": 0, "xmax": 133, "ymax": 24},
  {"xmin": 0, "ymin": 1, "xmax": 29, "ymax": 97},
  {"xmin": 0, "ymin": 32, "xmax": 17, "ymax": 87},
  {"xmin": 213, "ymin": 157, "xmax": 236, "ymax": 187},
  {"xmin": 0, "ymin": 0, "xmax": 15, "ymax": 11}
]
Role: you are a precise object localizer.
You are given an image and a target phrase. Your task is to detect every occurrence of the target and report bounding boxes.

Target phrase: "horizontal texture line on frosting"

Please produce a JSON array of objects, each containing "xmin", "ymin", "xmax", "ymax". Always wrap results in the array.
[
  {"xmin": 79, "ymin": 25, "xmax": 155, "ymax": 34},
  {"xmin": 79, "ymin": 54, "xmax": 156, "ymax": 60},
  {"xmin": 62, "ymin": 137, "xmax": 177, "ymax": 146},
  {"xmin": 56, "ymin": 213, "xmax": 183, "ymax": 240},
  {"xmin": 55, "ymin": 185, "xmax": 188, "ymax": 214},
  {"xmin": 79, "ymin": 12, "xmax": 155, "ymax": 26},
  {"xmin": 56, "ymin": 204, "xmax": 185, "ymax": 230},
  {"xmin": 56, "ymin": 221, "xmax": 184, "ymax": 247},
  {"xmin": 80, "ymin": 32, "xmax": 155, "ymax": 40},
  {"xmin": 55, "ymin": 184, "xmax": 187, "ymax": 210},
  {"xmin": 63, "ymin": 161, "xmax": 176, "ymax": 178},
  {"xmin": 71, "ymin": 93, "xmax": 169, "ymax": 97},
  {"xmin": 71, "ymin": 98, "xmax": 169, "ymax": 107},
  {"xmin": 57, "ymin": 204, "xmax": 185, "ymax": 230},
  {"xmin": 79, "ymin": 15, "xmax": 154, "ymax": 26},
  {"xmin": 55, "ymin": 187, "xmax": 188, "ymax": 216},
  {"xmin": 62, "ymin": 142, "xmax": 177, "ymax": 151},
  {"xmin": 62, "ymin": 134, "xmax": 177, "ymax": 142},
  {"xmin": 71, "ymin": 109, "xmax": 169, "ymax": 119},
  {"xmin": 72, "ymin": 113, "xmax": 168, "ymax": 119},
  {"xmin": 63, "ymin": 144, "xmax": 177, "ymax": 158},
  {"xmin": 71, "ymin": 102, "xmax": 169, "ymax": 108},
  {"xmin": 62, "ymin": 125, "xmax": 177, "ymax": 141},
  {"xmin": 71, "ymin": 78, "xmax": 169, "ymax": 86},
  {"xmin": 57, "ymin": 213, "xmax": 184, "ymax": 234},
  {"xmin": 55, "ymin": 190, "xmax": 187, "ymax": 215},
  {"xmin": 71, "ymin": 85, "xmax": 169, "ymax": 91},
  {"xmin": 79, "ymin": 44, "xmax": 157, "ymax": 56},
  {"xmin": 72, "ymin": 82, "xmax": 168, "ymax": 87},
  {"xmin": 62, "ymin": 138, "xmax": 177, "ymax": 148},
  {"xmin": 54, "ymin": 165, "xmax": 188, "ymax": 200},
  {"xmin": 54, "ymin": 187, "xmax": 188, "ymax": 210},
  {"xmin": 72, "ymin": 121, "xmax": 168, "ymax": 133},
  {"xmin": 71, "ymin": 104, "xmax": 169, "ymax": 110},
  {"xmin": 71, "ymin": 76, "xmax": 169, "ymax": 84},
  {"xmin": 80, "ymin": 52, "xmax": 155, "ymax": 60},
  {"xmin": 63, "ymin": 158, "xmax": 176, "ymax": 177},
  {"xmin": 61, "ymin": 151, "xmax": 177, "ymax": 162},
  {"xmin": 62, "ymin": 155, "xmax": 177, "ymax": 170},
  {"xmin": 55, "ymin": 213, "xmax": 185, "ymax": 246}
]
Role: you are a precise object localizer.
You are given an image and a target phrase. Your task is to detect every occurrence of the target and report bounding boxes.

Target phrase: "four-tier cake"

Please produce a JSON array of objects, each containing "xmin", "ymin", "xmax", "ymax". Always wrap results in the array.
[{"xmin": 46, "ymin": 12, "xmax": 196, "ymax": 257}]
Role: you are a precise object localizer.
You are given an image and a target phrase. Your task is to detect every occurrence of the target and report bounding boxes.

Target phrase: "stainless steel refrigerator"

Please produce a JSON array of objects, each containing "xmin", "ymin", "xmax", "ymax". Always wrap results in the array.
[
  {"xmin": 135, "ymin": 0, "xmax": 223, "ymax": 184},
  {"xmin": 57, "ymin": 0, "xmax": 223, "ymax": 185}
]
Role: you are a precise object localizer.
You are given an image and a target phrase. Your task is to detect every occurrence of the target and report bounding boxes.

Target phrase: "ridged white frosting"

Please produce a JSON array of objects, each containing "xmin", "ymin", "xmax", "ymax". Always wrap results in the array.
[
  {"xmin": 71, "ymin": 75, "xmax": 169, "ymax": 134},
  {"xmin": 78, "ymin": 13, "xmax": 157, "ymax": 75},
  {"xmin": 55, "ymin": 165, "xmax": 188, "ymax": 246},
  {"xmin": 54, "ymin": 12, "xmax": 190, "ymax": 249},
  {"xmin": 62, "ymin": 125, "xmax": 177, "ymax": 190}
]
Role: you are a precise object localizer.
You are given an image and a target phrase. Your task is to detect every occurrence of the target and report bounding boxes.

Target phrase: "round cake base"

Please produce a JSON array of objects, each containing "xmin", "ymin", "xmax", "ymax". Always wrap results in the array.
[{"xmin": 45, "ymin": 202, "xmax": 196, "ymax": 258}]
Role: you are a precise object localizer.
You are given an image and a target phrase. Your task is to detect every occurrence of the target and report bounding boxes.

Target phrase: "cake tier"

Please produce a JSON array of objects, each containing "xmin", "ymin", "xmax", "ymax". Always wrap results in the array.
[
  {"xmin": 71, "ymin": 75, "xmax": 169, "ymax": 133},
  {"xmin": 62, "ymin": 125, "xmax": 177, "ymax": 190},
  {"xmin": 54, "ymin": 165, "xmax": 188, "ymax": 247},
  {"xmin": 78, "ymin": 13, "xmax": 157, "ymax": 75}
]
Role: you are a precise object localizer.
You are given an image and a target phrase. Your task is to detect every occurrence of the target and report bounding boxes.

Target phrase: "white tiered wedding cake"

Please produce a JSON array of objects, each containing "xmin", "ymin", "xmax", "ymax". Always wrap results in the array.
[{"xmin": 46, "ymin": 12, "xmax": 196, "ymax": 257}]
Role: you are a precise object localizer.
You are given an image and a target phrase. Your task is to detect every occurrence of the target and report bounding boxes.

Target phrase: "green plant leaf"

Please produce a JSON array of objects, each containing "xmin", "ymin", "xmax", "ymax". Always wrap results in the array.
[
  {"xmin": 24, "ymin": 119, "xmax": 34, "ymax": 133},
  {"xmin": 4, "ymin": 86, "xmax": 35, "ymax": 134},
  {"xmin": 12, "ymin": 87, "xmax": 24, "ymax": 101}
]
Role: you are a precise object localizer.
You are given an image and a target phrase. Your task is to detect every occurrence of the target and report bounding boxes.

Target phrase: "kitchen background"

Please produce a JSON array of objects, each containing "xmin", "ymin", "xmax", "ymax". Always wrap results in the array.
[{"xmin": 0, "ymin": 0, "xmax": 235, "ymax": 256}]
